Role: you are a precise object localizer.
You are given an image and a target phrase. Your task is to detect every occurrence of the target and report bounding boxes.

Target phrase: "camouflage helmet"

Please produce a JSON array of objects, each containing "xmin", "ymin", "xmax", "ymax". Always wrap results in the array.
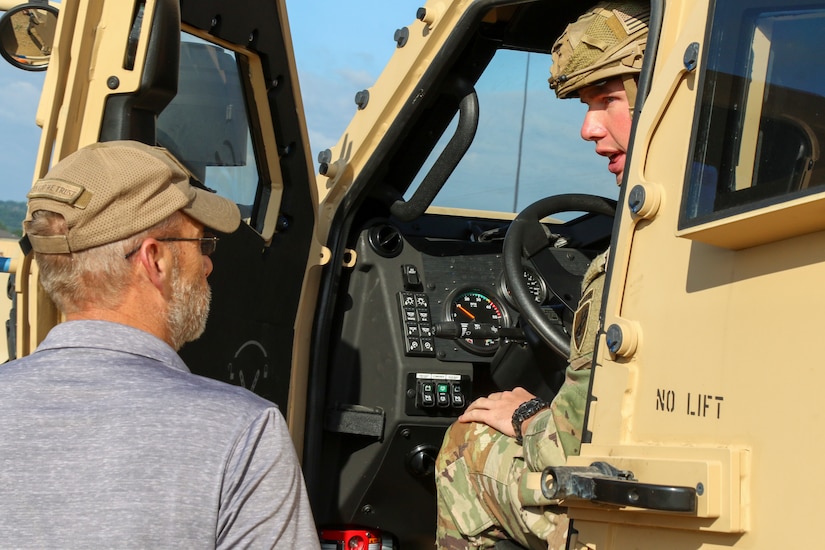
[{"xmin": 549, "ymin": 2, "xmax": 650, "ymax": 103}]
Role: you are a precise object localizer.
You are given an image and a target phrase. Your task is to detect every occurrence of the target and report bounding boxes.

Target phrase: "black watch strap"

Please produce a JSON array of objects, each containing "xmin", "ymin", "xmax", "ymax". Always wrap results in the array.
[{"xmin": 511, "ymin": 397, "xmax": 550, "ymax": 445}]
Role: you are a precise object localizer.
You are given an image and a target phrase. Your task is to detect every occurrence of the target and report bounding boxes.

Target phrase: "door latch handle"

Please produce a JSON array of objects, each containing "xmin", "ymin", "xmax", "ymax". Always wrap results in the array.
[{"xmin": 541, "ymin": 461, "xmax": 697, "ymax": 513}]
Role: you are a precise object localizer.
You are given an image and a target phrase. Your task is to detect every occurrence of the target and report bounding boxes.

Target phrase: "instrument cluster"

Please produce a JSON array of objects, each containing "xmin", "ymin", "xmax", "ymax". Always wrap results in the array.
[{"xmin": 398, "ymin": 253, "xmax": 554, "ymax": 361}]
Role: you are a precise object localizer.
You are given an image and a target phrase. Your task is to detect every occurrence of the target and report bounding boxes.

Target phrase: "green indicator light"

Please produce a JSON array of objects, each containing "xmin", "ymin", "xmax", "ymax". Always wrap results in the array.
[{"xmin": 437, "ymin": 383, "xmax": 449, "ymax": 393}]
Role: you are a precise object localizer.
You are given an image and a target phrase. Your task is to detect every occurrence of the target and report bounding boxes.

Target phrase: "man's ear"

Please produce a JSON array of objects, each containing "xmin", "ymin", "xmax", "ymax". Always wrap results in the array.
[{"xmin": 135, "ymin": 239, "xmax": 173, "ymax": 292}]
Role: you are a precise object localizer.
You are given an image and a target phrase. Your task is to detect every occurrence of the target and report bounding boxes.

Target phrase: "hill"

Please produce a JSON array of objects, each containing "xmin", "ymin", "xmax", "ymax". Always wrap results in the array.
[{"xmin": 0, "ymin": 201, "xmax": 27, "ymax": 237}]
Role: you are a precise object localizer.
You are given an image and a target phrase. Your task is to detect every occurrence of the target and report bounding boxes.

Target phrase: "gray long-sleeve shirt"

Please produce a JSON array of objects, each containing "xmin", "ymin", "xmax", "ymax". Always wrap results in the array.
[{"xmin": 0, "ymin": 320, "xmax": 320, "ymax": 549}]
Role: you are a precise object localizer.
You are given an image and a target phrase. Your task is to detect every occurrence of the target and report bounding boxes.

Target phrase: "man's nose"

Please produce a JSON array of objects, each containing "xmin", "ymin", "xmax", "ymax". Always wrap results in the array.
[
  {"xmin": 203, "ymin": 255, "xmax": 214, "ymax": 278},
  {"xmin": 580, "ymin": 110, "xmax": 606, "ymax": 142}
]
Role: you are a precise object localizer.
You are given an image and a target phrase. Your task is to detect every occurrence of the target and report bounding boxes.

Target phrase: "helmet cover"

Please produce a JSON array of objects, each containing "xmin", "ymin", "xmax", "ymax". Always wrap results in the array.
[{"xmin": 549, "ymin": 2, "xmax": 650, "ymax": 99}]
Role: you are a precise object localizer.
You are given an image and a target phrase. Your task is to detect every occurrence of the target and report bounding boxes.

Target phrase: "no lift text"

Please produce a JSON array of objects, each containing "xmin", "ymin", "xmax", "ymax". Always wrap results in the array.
[{"xmin": 656, "ymin": 389, "xmax": 724, "ymax": 419}]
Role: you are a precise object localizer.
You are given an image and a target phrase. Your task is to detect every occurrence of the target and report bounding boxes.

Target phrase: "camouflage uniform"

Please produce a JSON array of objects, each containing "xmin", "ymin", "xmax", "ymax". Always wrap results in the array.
[{"xmin": 435, "ymin": 253, "xmax": 607, "ymax": 549}]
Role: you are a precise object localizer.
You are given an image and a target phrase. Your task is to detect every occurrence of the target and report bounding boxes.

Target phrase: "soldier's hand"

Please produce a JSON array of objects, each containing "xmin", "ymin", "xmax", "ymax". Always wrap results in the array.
[{"xmin": 457, "ymin": 387, "xmax": 537, "ymax": 436}]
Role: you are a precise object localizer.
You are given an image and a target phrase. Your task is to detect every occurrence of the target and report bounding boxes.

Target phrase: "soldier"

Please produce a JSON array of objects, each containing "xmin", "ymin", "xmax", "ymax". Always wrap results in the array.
[{"xmin": 435, "ymin": 2, "xmax": 650, "ymax": 548}]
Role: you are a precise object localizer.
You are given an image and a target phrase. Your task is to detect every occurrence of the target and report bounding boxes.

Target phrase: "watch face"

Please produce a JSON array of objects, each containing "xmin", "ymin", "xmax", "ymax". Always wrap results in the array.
[
  {"xmin": 512, "ymin": 398, "xmax": 549, "ymax": 443},
  {"xmin": 515, "ymin": 397, "xmax": 548, "ymax": 421}
]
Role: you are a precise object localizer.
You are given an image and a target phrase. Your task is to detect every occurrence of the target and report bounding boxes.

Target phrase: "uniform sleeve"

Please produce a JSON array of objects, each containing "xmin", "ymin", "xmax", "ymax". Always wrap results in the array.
[
  {"xmin": 520, "ymin": 252, "xmax": 607, "ymax": 472},
  {"xmin": 217, "ymin": 407, "xmax": 321, "ymax": 549}
]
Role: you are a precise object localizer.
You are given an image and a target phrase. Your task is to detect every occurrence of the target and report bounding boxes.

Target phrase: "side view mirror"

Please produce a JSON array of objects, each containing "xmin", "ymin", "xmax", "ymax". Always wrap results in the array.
[{"xmin": 0, "ymin": 1, "xmax": 58, "ymax": 71}]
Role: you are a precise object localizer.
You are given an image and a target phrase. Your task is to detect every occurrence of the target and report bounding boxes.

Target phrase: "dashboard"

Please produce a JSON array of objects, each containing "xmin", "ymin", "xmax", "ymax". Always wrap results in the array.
[{"xmin": 326, "ymin": 209, "xmax": 613, "ymax": 421}]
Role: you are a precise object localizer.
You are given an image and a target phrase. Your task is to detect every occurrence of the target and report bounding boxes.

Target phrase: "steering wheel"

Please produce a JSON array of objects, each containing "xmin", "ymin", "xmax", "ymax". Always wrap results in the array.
[{"xmin": 503, "ymin": 194, "xmax": 617, "ymax": 359}]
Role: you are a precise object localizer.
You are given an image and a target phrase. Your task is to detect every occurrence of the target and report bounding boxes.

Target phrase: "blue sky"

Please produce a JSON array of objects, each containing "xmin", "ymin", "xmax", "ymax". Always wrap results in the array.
[
  {"xmin": 284, "ymin": 1, "xmax": 422, "ymax": 170},
  {"xmin": 0, "ymin": 64, "xmax": 43, "ymax": 201},
  {"xmin": 0, "ymin": 1, "xmax": 420, "ymax": 202}
]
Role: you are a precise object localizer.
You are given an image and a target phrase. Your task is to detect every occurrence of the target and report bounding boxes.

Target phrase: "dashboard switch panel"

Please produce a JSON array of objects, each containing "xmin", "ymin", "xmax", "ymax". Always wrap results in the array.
[
  {"xmin": 398, "ymin": 292, "xmax": 436, "ymax": 356},
  {"xmin": 406, "ymin": 372, "xmax": 470, "ymax": 416}
]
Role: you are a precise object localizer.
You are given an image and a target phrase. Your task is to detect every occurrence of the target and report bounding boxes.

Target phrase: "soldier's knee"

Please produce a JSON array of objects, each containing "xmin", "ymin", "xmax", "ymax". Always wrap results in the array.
[
  {"xmin": 442, "ymin": 420, "xmax": 477, "ymax": 447},
  {"xmin": 437, "ymin": 421, "xmax": 500, "ymax": 475}
]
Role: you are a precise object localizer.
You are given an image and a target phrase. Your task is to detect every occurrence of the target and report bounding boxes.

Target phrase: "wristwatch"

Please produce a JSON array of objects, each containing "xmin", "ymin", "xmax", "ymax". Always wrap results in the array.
[{"xmin": 511, "ymin": 397, "xmax": 550, "ymax": 445}]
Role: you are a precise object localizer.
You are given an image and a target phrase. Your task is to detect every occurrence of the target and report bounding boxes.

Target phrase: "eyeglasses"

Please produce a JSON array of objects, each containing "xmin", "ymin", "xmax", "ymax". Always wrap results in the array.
[{"xmin": 124, "ymin": 235, "xmax": 219, "ymax": 259}]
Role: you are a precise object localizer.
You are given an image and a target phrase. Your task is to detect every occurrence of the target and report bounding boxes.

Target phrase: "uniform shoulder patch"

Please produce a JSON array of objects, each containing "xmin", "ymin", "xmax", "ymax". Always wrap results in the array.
[{"xmin": 572, "ymin": 289, "xmax": 594, "ymax": 353}]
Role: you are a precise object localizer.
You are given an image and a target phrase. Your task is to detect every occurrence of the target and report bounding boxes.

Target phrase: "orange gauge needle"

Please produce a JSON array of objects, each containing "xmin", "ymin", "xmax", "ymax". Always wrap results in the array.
[{"xmin": 456, "ymin": 304, "xmax": 475, "ymax": 320}]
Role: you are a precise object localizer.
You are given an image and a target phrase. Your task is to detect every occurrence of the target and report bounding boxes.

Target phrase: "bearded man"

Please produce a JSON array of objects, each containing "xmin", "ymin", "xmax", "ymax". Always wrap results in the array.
[{"xmin": 0, "ymin": 140, "xmax": 320, "ymax": 549}]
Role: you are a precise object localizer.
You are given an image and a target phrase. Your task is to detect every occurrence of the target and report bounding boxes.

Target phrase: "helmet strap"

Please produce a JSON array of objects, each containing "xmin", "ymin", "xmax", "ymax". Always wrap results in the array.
[{"xmin": 622, "ymin": 73, "xmax": 638, "ymax": 116}]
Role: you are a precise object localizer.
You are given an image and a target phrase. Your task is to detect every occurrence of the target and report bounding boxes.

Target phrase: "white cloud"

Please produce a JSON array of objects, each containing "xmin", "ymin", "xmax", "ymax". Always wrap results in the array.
[
  {"xmin": 336, "ymin": 67, "xmax": 375, "ymax": 90},
  {"xmin": 0, "ymin": 74, "xmax": 43, "ymax": 124},
  {"xmin": 296, "ymin": 69, "xmax": 361, "ymax": 164}
]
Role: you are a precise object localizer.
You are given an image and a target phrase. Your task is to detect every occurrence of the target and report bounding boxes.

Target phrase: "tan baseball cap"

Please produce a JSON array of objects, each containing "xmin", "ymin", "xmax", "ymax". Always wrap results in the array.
[{"xmin": 24, "ymin": 140, "xmax": 241, "ymax": 254}]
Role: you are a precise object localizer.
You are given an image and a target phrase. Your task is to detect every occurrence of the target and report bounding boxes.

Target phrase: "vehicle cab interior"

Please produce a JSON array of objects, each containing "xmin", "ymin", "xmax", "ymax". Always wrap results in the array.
[{"xmin": 296, "ymin": 1, "xmax": 626, "ymax": 546}]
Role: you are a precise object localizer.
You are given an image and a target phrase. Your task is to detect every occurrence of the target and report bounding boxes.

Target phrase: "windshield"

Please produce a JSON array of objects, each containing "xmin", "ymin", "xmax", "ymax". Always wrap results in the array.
[{"xmin": 409, "ymin": 49, "xmax": 618, "ymax": 215}]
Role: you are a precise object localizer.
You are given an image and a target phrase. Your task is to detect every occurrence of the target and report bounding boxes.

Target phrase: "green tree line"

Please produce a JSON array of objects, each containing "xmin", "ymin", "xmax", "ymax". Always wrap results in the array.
[{"xmin": 0, "ymin": 201, "xmax": 27, "ymax": 237}]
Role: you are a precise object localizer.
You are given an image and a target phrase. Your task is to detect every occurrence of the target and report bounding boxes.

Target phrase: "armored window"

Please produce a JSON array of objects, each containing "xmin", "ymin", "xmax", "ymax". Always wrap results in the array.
[
  {"xmin": 157, "ymin": 33, "xmax": 260, "ymax": 226},
  {"xmin": 679, "ymin": 0, "xmax": 825, "ymax": 248}
]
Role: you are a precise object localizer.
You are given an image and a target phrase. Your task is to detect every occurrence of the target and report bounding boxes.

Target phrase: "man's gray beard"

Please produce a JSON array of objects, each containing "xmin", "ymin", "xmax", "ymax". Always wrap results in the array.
[{"xmin": 167, "ymin": 259, "xmax": 211, "ymax": 351}]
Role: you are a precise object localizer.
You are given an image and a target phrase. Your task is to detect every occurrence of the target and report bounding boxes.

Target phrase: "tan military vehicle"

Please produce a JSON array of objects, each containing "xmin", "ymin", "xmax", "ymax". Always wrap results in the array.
[{"xmin": 1, "ymin": 0, "xmax": 822, "ymax": 548}]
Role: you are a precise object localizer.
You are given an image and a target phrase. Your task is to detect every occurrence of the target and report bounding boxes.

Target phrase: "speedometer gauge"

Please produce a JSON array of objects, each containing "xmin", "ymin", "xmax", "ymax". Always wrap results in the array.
[{"xmin": 448, "ymin": 289, "xmax": 507, "ymax": 355}]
